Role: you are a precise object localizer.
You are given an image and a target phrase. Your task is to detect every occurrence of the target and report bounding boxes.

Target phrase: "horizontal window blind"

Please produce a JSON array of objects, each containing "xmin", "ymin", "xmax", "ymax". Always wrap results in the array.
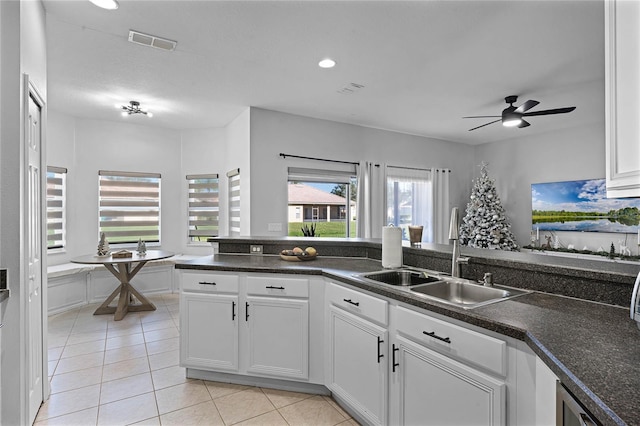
[
  {"xmin": 228, "ymin": 168, "xmax": 241, "ymax": 236},
  {"xmin": 99, "ymin": 170, "xmax": 161, "ymax": 244},
  {"xmin": 47, "ymin": 166, "xmax": 67, "ymax": 250},
  {"xmin": 287, "ymin": 166, "xmax": 355, "ymax": 184},
  {"xmin": 187, "ymin": 174, "xmax": 219, "ymax": 242}
]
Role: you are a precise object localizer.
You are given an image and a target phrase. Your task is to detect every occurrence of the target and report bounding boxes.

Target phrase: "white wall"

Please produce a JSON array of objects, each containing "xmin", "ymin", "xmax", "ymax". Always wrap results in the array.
[
  {"xmin": 47, "ymin": 112, "xmax": 238, "ymax": 263},
  {"xmin": 473, "ymin": 121, "xmax": 615, "ymax": 251},
  {"xmin": 180, "ymin": 127, "xmax": 227, "ymax": 255},
  {"xmin": 248, "ymin": 108, "xmax": 475, "ymax": 237},
  {"xmin": 226, "ymin": 108, "xmax": 251, "ymax": 235},
  {"xmin": 47, "ymin": 113, "xmax": 183, "ymax": 264}
]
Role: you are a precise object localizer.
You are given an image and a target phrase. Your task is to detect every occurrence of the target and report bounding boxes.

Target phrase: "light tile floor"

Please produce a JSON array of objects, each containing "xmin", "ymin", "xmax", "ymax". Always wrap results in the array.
[{"xmin": 37, "ymin": 293, "xmax": 358, "ymax": 426}]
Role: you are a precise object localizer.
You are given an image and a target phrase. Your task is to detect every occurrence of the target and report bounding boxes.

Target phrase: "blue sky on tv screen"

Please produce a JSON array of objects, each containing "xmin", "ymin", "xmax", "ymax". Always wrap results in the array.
[{"xmin": 532, "ymin": 178, "xmax": 640, "ymax": 213}]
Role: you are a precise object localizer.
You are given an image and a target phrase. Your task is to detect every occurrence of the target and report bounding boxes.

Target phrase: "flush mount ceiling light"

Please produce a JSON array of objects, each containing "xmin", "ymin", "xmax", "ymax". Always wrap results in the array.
[
  {"xmin": 318, "ymin": 58, "xmax": 336, "ymax": 69},
  {"xmin": 118, "ymin": 101, "xmax": 153, "ymax": 117},
  {"xmin": 89, "ymin": 0, "xmax": 119, "ymax": 10}
]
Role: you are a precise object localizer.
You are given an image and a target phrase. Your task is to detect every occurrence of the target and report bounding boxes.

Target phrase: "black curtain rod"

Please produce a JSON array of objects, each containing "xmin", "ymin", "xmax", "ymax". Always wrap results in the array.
[
  {"xmin": 387, "ymin": 164, "xmax": 452, "ymax": 173},
  {"xmin": 279, "ymin": 153, "xmax": 359, "ymax": 166}
]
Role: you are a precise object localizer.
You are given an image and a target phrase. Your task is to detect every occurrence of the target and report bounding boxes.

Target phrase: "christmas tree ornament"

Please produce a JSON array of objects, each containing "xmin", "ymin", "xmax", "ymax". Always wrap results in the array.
[{"xmin": 459, "ymin": 162, "xmax": 518, "ymax": 251}]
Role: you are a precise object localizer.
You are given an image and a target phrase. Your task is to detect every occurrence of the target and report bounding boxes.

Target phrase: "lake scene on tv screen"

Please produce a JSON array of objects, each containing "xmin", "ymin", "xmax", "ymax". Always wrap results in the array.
[{"xmin": 531, "ymin": 178, "xmax": 640, "ymax": 233}]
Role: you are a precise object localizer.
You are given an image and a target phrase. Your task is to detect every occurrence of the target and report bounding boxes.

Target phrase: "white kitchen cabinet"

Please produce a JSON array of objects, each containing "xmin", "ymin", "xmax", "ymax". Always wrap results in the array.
[
  {"xmin": 328, "ymin": 306, "xmax": 388, "ymax": 426},
  {"xmin": 326, "ymin": 282, "xmax": 389, "ymax": 425},
  {"xmin": 180, "ymin": 292, "xmax": 239, "ymax": 371},
  {"xmin": 180, "ymin": 271, "xmax": 312, "ymax": 382},
  {"xmin": 390, "ymin": 305, "xmax": 506, "ymax": 426},
  {"xmin": 390, "ymin": 336, "xmax": 505, "ymax": 426},
  {"xmin": 605, "ymin": 0, "xmax": 640, "ymax": 198},
  {"xmin": 179, "ymin": 271, "xmax": 240, "ymax": 371},
  {"xmin": 245, "ymin": 277, "xmax": 309, "ymax": 379}
]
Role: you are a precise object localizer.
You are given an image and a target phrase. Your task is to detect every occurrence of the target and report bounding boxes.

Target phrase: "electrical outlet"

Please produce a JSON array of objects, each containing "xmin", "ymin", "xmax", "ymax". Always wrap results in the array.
[
  {"xmin": 0, "ymin": 269, "xmax": 7, "ymax": 290},
  {"xmin": 250, "ymin": 245, "xmax": 263, "ymax": 254},
  {"xmin": 268, "ymin": 222, "xmax": 282, "ymax": 232}
]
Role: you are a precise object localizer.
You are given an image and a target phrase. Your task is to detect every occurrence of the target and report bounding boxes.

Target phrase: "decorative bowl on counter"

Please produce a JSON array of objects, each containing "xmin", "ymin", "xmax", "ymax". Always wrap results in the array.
[{"xmin": 280, "ymin": 247, "xmax": 318, "ymax": 261}]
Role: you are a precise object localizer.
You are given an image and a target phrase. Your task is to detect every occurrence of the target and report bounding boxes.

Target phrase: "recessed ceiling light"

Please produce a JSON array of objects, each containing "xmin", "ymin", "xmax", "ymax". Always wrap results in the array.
[
  {"xmin": 89, "ymin": 0, "xmax": 119, "ymax": 10},
  {"xmin": 318, "ymin": 58, "xmax": 336, "ymax": 69}
]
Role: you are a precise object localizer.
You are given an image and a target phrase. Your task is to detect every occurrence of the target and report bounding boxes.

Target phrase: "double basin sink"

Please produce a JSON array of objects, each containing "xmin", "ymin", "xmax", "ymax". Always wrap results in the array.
[{"xmin": 355, "ymin": 268, "xmax": 530, "ymax": 309}]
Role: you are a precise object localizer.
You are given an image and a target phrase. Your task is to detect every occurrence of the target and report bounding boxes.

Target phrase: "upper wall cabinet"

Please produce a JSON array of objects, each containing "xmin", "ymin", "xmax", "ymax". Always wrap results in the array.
[{"xmin": 605, "ymin": 0, "xmax": 640, "ymax": 198}]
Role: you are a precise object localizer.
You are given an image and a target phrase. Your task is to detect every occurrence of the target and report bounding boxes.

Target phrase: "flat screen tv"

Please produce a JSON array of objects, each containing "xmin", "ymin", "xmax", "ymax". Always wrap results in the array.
[{"xmin": 531, "ymin": 178, "xmax": 640, "ymax": 234}]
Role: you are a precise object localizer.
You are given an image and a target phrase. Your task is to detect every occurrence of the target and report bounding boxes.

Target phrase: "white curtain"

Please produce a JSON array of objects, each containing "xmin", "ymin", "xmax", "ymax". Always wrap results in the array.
[
  {"xmin": 357, "ymin": 161, "xmax": 385, "ymax": 238},
  {"xmin": 387, "ymin": 166, "xmax": 431, "ymax": 243},
  {"xmin": 431, "ymin": 168, "xmax": 451, "ymax": 244}
]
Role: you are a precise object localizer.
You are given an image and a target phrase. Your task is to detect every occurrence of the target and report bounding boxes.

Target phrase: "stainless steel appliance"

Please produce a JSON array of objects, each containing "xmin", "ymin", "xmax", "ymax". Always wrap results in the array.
[
  {"xmin": 556, "ymin": 382, "xmax": 598, "ymax": 426},
  {"xmin": 631, "ymin": 271, "xmax": 640, "ymax": 329}
]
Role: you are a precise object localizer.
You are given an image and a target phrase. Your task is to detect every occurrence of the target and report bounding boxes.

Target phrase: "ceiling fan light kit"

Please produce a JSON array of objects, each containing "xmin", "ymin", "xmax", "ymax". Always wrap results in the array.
[
  {"xmin": 464, "ymin": 95, "xmax": 575, "ymax": 131},
  {"xmin": 119, "ymin": 101, "xmax": 153, "ymax": 117}
]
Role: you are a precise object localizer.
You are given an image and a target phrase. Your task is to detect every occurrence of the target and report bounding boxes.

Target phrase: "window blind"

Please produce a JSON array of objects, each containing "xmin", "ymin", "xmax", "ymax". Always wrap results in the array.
[
  {"xmin": 98, "ymin": 170, "xmax": 161, "ymax": 244},
  {"xmin": 187, "ymin": 174, "xmax": 219, "ymax": 242},
  {"xmin": 287, "ymin": 166, "xmax": 355, "ymax": 184},
  {"xmin": 47, "ymin": 166, "xmax": 67, "ymax": 250},
  {"xmin": 228, "ymin": 168, "xmax": 241, "ymax": 236}
]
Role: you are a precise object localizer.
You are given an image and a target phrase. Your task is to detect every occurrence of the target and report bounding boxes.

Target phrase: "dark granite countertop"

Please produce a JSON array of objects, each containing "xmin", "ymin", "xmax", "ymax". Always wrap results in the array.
[{"xmin": 176, "ymin": 254, "xmax": 640, "ymax": 426}]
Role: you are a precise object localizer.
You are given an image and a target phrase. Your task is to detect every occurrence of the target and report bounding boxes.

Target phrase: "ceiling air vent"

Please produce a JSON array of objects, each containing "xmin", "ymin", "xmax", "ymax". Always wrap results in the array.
[
  {"xmin": 337, "ymin": 83, "xmax": 365, "ymax": 95},
  {"xmin": 128, "ymin": 30, "xmax": 177, "ymax": 51}
]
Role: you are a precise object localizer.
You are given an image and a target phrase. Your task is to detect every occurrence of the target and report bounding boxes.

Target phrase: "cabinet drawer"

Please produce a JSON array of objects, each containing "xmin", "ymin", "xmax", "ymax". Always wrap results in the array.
[
  {"xmin": 395, "ymin": 306, "xmax": 506, "ymax": 376},
  {"xmin": 246, "ymin": 275, "xmax": 309, "ymax": 298},
  {"xmin": 327, "ymin": 282, "xmax": 388, "ymax": 326},
  {"xmin": 181, "ymin": 271, "xmax": 239, "ymax": 293}
]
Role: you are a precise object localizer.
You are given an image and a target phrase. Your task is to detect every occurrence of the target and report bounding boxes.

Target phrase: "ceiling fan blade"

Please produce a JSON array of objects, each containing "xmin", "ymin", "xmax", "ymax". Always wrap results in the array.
[
  {"xmin": 523, "ymin": 106, "xmax": 576, "ymax": 117},
  {"xmin": 515, "ymin": 100, "xmax": 539, "ymax": 113},
  {"xmin": 518, "ymin": 119, "xmax": 530, "ymax": 128},
  {"xmin": 468, "ymin": 119, "xmax": 501, "ymax": 131},
  {"xmin": 462, "ymin": 115, "xmax": 501, "ymax": 119}
]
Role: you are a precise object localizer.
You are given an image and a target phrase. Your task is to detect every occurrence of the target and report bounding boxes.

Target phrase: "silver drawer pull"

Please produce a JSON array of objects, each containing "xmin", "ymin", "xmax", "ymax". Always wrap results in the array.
[
  {"xmin": 198, "ymin": 281, "xmax": 217, "ymax": 286},
  {"xmin": 423, "ymin": 330, "xmax": 451, "ymax": 344}
]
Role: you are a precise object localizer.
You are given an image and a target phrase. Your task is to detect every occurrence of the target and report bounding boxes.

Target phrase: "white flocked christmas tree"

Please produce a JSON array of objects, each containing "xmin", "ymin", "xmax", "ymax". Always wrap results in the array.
[{"xmin": 459, "ymin": 162, "xmax": 519, "ymax": 251}]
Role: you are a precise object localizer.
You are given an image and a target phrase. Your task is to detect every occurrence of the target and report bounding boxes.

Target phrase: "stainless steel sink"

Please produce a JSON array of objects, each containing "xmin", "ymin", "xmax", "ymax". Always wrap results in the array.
[
  {"xmin": 410, "ymin": 279, "xmax": 529, "ymax": 309},
  {"xmin": 359, "ymin": 269, "xmax": 442, "ymax": 286},
  {"xmin": 355, "ymin": 268, "xmax": 530, "ymax": 309}
]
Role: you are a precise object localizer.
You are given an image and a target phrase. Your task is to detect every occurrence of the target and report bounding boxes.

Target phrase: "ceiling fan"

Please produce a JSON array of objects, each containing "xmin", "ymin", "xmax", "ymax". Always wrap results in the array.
[{"xmin": 463, "ymin": 95, "xmax": 576, "ymax": 131}]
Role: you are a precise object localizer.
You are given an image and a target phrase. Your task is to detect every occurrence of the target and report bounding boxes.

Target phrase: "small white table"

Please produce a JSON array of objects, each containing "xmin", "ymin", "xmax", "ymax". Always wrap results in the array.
[{"xmin": 71, "ymin": 250, "xmax": 174, "ymax": 321}]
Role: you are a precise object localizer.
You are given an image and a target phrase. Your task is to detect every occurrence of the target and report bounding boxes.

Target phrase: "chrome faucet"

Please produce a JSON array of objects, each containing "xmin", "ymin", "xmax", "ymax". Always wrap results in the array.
[{"xmin": 449, "ymin": 207, "xmax": 469, "ymax": 278}]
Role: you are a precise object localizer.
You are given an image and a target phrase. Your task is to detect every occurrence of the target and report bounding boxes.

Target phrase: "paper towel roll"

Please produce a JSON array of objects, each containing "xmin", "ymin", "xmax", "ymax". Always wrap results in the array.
[{"xmin": 382, "ymin": 226, "xmax": 403, "ymax": 268}]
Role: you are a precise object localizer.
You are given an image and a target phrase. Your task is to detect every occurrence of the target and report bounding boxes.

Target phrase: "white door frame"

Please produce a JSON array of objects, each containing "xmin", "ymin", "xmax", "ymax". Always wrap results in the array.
[{"xmin": 22, "ymin": 74, "xmax": 48, "ymax": 423}]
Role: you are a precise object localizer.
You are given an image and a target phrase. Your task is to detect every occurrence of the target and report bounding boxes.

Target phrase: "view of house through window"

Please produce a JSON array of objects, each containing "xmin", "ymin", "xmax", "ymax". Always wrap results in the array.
[{"xmin": 287, "ymin": 168, "xmax": 357, "ymax": 237}]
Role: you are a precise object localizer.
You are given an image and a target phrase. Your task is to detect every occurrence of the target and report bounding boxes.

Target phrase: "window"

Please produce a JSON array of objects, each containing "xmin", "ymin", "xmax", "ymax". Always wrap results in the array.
[
  {"xmin": 99, "ymin": 170, "xmax": 161, "ymax": 245},
  {"xmin": 47, "ymin": 166, "xmax": 67, "ymax": 250},
  {"xmin": 187, "ymin": 174, "xmax": 219, "ymax": 243},
  {"xmin": 287, "ymin": 167, "xmax": 357, "ymax": 238},
  {"xmin": 386, "ymin": 167, "xmax": 431, "ymax": 242},
  {"xmin": 228, "ymin": 168, "xmax": 241, "ymax": 237}
]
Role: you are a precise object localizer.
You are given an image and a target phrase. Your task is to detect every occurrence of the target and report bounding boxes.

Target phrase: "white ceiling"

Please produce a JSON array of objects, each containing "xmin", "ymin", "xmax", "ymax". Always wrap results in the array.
[{"xmin": 43, "ymin": 0, "xmax": 604, "ymax": 145}]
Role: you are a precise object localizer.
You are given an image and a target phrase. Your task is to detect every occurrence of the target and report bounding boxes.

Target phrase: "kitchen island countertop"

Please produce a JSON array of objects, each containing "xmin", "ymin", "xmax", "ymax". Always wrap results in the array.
[{"xmin": 176, "ymin": 254, "xmax": 640, "ymax": 426}]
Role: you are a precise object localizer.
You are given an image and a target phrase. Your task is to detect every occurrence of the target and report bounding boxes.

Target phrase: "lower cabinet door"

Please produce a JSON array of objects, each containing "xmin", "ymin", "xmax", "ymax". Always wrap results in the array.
[
  {"xmin": 180, "ymin": 292, "xmax": 239, "ymax": 371},
  {"xmin": 328, "ymin": 306, "xmax": 388, "ymax": 426},
  {"xmin": 391, "ymin": 336, "xmax": 505, "ymax": 426},
  {"xmin": 245, "ymin": 296, "xmax": 309, "ymax": 379}
]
